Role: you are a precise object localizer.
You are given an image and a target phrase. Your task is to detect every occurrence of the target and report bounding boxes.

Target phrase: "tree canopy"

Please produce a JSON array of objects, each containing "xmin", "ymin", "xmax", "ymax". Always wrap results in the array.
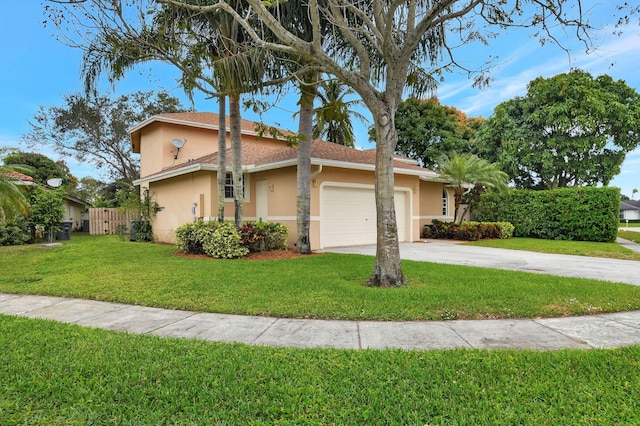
[
  {"xmin": 474, "ymin": 70, "xmax": 640, "ymax": 190},
  {"xmin": 22, "ymin": 90, "xmax": 187, "ymax": 185},
  {"xmin": 2, "ymin": 151, "xmax": 78, "ymax": 193},
  {"xmin": 387, "ymin": 97, "xmax": 482, "ymax": 169}
]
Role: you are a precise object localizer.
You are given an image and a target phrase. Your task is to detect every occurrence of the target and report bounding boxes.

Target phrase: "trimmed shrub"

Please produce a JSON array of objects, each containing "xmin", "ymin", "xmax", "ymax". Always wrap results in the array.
[
  {"xmin": 176, "ymin": 220, "xmax": 289, "ymax": 258},
  {"xmin": 175, "ymin": 221, "xmax": 217, "ymax": 255},
  {"xmin": 238, "ymin": 221, "xmax": 289, "ymax": 253},
  {"xmin": 475, "ymin": 187, "xmax": 619, "ymax": 242},
  {"xmin": 202, "ymin": 221, "xmax": 249, "ymax": 259},
  {"xmin": 422, "ymin": 221, "xmax": 514, "ymax": 241},
  {"xmin": 0, "ymin": 217, "xmax": 31, "ymax": 246}
]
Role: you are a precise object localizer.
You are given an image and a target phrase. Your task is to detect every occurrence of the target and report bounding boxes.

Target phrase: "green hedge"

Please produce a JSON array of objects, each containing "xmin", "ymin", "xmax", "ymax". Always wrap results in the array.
[
  {"xmin": 474, "ymin": 187, "xmax": 619, "ymax": 242},
  {"xmin": 422, "ymin": 221, "xmax": 514, "ymax": 241}
]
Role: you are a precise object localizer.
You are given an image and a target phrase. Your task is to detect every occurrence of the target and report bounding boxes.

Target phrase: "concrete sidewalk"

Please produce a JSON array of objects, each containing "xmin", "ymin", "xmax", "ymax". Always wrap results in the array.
[
  {"xmin": 2, "ymin": 293, "xmax": 640, "ymax": 351},
  {"xmin": 325, "ymin": 241, "xmax": 640, "ymax": 286}
]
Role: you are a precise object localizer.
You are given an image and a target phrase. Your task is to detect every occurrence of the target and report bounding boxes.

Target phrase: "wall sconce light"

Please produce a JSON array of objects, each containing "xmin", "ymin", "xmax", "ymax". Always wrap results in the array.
[
  {"xmin": 268, "ymin": 184, "xmax": 275, "ymax": 192},
  {"xmin": 171, "ymin": 138, "xmax": 186, "ymax": 159},
  {"xmin": 312, "ymin": 179, "xmax": 320, "ymax": 188}
]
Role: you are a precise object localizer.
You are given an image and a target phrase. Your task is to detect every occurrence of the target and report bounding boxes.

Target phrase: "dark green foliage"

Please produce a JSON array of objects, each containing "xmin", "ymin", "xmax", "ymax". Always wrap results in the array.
[
  {"xmin": 2, "ymin": 151, "xmax": 78, "ymax": 192},
  {"xmin": 27, "ymin": 186, "xmax": 66, "ymax": 243},
  {"xmin": 474, "ymin": 70, "xmax": 640, "ymax": 189},
  {"xmin": 130, "ymin": 220, "xmax": 153, "ymax": 242},
  {"xmin": 475, "ymin": 187, "xmax": 619, "ymax": 242},
  {"xmin": 422, "ymin": 221, "xmax": 514, "ymax": 241},
  {"xmin": 238, "ymin": 221, "xmax": 289, "ymax": 252},
  {"xmin": 0, "ymin": 217, "xmax": 30, "ymax": 246},
  {"xmin": 378, "ymin": 97, "xmax": 482, "ymax": 169}
]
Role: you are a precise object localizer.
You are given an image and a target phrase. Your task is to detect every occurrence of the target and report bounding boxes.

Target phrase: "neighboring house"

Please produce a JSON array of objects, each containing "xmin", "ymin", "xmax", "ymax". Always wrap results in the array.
[
  {"xmin": 5, "ymin": 171, "xmax": 91, "ymax": 230},
  {"xmin": 63, "ymin": 195, "xmax": 92, "ymax": 231},
  {"xmin": 131, "ymin": 112, "xmax": 453, "ymax": 250},
  {"xmin": 620, "ymin": 200, "xmax": 640, "ymax": 221}
]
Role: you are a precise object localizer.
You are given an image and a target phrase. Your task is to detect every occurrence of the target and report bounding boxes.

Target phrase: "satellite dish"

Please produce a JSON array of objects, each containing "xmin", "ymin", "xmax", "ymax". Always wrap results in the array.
[
  {"xmin": 47, "ymin": 178, "xmax": 63, "ymax": 188},
  {"xmin": 171, "ymin": 138, "xmax": 186, "ymax": 149},
  {"xmin": 171, "ymin": 138, "xmax": 186, "ymax": 160}
]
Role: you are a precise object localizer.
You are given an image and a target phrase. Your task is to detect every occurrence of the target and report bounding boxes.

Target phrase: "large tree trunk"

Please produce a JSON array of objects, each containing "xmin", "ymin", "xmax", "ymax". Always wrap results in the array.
[
  {"xmin": 229, "ymin": 94, "xmax": 243, "ymax": 227},
  {"xmin": 367, "ymin": 103, "xmax": 407, "ymax": 287},
  {"xmin": 217, "ymin": 97, "xmax": 227, "ymax": 222},
  {"xmin": 295, "ymin": 77, "xmax": 317, "ymax": 254}
]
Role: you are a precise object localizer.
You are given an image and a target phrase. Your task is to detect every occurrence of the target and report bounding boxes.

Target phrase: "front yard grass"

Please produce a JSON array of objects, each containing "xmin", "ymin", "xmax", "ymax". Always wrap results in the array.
[
  {"xmin": 2, "ymin": 315, "xmax": 639, "ymax": 425},
  {"xmin": 466, "ymin": 236, "xmax": 640, "ymax": 261},
  {"xmin": 619, "ymin": 229, "xmax": 640, "ymax": 243},
  {"xmin": 2, "ymin": 234, "xmax": 640, "ymax": 320}
]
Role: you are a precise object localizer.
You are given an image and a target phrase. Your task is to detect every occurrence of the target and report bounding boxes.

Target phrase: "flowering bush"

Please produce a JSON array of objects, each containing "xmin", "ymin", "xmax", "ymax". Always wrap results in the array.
[
  {"xmin": 238, "ymin": 221, "xmax": 289, "ymax": 253},
  {"xmin": 176, "ymin": 220, "xmax": 288, "ymax": 258},
  {"xmin": 422, "ymin": 221, "xmax": 514, "ymax": 241}
]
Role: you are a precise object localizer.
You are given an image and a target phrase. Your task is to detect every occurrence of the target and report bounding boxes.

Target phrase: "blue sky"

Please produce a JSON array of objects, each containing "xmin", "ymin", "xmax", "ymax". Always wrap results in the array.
[{"xmin": 1, "ymin": 2, "xmax": 639, "ymax": 198}]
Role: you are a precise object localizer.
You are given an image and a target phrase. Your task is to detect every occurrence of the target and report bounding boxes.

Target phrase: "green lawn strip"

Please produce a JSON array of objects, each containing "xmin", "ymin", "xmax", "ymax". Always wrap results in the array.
[
  {"xmin": 466, "ymin": 237, "xmax": 640, "ymax": 261},
  {"xmin": 1, "ymin": 315, "xmax": 639, "ymax": 425},
  {"xmin": 619, "ymin": 230, "xmax": 640, "ymax": 244},
  {"xmin": 2, "ymin": 234, "xmax": 640, "ymax": 320}
]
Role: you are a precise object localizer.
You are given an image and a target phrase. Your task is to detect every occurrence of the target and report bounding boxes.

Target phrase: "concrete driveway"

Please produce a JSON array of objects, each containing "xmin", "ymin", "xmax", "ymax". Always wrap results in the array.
[{"xmin": 324, "ymin": 240, "xmax": 640, "ymax": 286}]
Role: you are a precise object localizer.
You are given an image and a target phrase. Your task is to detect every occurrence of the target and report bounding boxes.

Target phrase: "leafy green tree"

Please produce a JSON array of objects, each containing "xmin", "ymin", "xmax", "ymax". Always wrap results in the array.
[
  {"xmin": 474, "ymin": 70, "xmax": 640, "ymax": 190},
  {"xmin": 28, "ymin": 186, "xmax": 66, "ymax": 243},
  {"xmin": 23, "ymin": 90, "xmax": 186, "ymax": 185},
  {"xmin": 74, "ymin": 177, "xmax": 106, "ymax": 205},
  {"xmin": 435, "ymin": 153, "xmax": 509, "ymax": 224},
  {"xmin": 313, "ymin": 78, "xmax": 367, "ymax": 148},
  {"xmin": 388, "ymin": 97, "xmax": 482, "ymax": 169},
  {"xmin": 3, "ymin": 150, "xmax": 78, "ymax": 192}
]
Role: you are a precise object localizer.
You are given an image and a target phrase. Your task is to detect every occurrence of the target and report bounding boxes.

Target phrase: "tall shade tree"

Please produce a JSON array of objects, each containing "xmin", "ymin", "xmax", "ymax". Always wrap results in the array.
[
  {"xmin": 436, "ymin": 153, "xmax": 509, "ymax": 224},
  {"xmin": 474, "ymin": 70, "xmax": 640, "ymax": 190},
  {"xmin": 159, "ymin": 0, "xmax": 637, "ymax": 287},
  {"xmin": 22, "ymin": 90, "xmax": 185, "ymax": 185},
  {"xmin": 389, "ymin": 97, "xmax": 482, "ymax": 169},
  {"xmin": 313, "ymin": 78, "xmax": 367, "ymax": 148}
]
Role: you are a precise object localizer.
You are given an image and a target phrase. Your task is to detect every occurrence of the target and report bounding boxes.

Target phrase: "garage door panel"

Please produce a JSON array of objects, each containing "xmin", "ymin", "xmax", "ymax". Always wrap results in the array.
[{"xmin": 321, "ymin": 186, "xmax": 406, "ymax": 248}]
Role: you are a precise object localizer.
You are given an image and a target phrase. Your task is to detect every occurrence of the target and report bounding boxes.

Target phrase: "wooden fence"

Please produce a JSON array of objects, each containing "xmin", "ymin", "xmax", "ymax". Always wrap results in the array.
[{"xmin": 88, "ymin": 208, "xmax": 136, "ymax": 235}]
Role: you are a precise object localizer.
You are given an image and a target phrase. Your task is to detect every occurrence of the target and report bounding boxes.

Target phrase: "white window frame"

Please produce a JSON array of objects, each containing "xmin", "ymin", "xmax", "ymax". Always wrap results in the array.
[
  {"xmin": 442, "ymin": 189, "xmax": 449, "ymax": 216},
  {"xmin": 224, "ymin": 172, "xmax": 250, "ymax": 201}
]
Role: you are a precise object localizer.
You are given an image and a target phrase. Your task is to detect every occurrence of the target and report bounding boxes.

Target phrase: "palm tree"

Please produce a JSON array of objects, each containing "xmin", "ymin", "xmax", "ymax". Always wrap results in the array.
[
  {"xmin": 313, "ymin": 78, "xmax": 367, "ymax": 147},
  {"xmin": 76, "ymin": 0, "xmax": 270, "ymax": 227},
  {"xmin": 0, "ymin": 165, "xmax": 33, "ymax": 222},
  {"xmin": 436, "ymin": 153, "xmax": 509, "ymax": 224}
]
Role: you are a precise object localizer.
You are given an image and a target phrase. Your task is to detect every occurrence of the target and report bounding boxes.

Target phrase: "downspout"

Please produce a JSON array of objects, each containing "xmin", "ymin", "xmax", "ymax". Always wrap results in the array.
[{"xmin": 310, "ymin": 164, "xmax": 323, "ymax": 180}]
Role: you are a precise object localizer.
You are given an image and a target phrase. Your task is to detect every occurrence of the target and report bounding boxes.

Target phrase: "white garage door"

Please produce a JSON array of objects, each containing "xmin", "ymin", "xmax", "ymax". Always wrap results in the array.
[{"xmin": 321, "ymin": 185, "xmax": 407, "ymax": 248}]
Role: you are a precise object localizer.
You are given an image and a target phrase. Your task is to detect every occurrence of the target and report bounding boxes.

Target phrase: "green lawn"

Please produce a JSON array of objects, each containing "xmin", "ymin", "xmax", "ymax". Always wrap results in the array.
[
  {"xmin": 2, "ymin": 315, "xmax": 639, "ymax": 425},
  {"xmin": 466, "ymin": 236, "xmax": 640, "ymax": 261},
  {"xmin": 619, "ymin": 229, "xmax": 640, "ymax": 244},
  {"xmin": 1, "ymin": 233, "xmax": 640, "ymax": 320}
]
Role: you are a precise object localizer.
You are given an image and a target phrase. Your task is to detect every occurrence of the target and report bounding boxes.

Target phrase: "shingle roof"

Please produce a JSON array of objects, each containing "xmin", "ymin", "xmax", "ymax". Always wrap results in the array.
[
  {"xmin": 3, "ymin": 171, "xmax": 35, "ymax": 182},
  {"xmin": 621, "ymin": 200, "xmax": 640, "ymax": 210},
  {"xmin": 156, "ymin": 112, "xmax": 276, "ymax": 135}
]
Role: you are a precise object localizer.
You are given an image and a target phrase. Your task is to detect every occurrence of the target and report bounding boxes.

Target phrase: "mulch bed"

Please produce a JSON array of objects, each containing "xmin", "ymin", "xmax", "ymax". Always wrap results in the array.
[{"xmin": 174, "ymin": 250, "xmax": 317, "ymax": 260}]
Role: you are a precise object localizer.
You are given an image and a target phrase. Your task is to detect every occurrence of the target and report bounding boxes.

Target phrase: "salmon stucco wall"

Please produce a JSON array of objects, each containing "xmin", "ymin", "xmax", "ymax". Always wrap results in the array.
[
  {"xmin": 150, "ymin": 171, "xmax": 214, "ymax": 244},
  {"xmin": 418, "ymin": 181, "xmax": 453, "ymax": 232}
]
